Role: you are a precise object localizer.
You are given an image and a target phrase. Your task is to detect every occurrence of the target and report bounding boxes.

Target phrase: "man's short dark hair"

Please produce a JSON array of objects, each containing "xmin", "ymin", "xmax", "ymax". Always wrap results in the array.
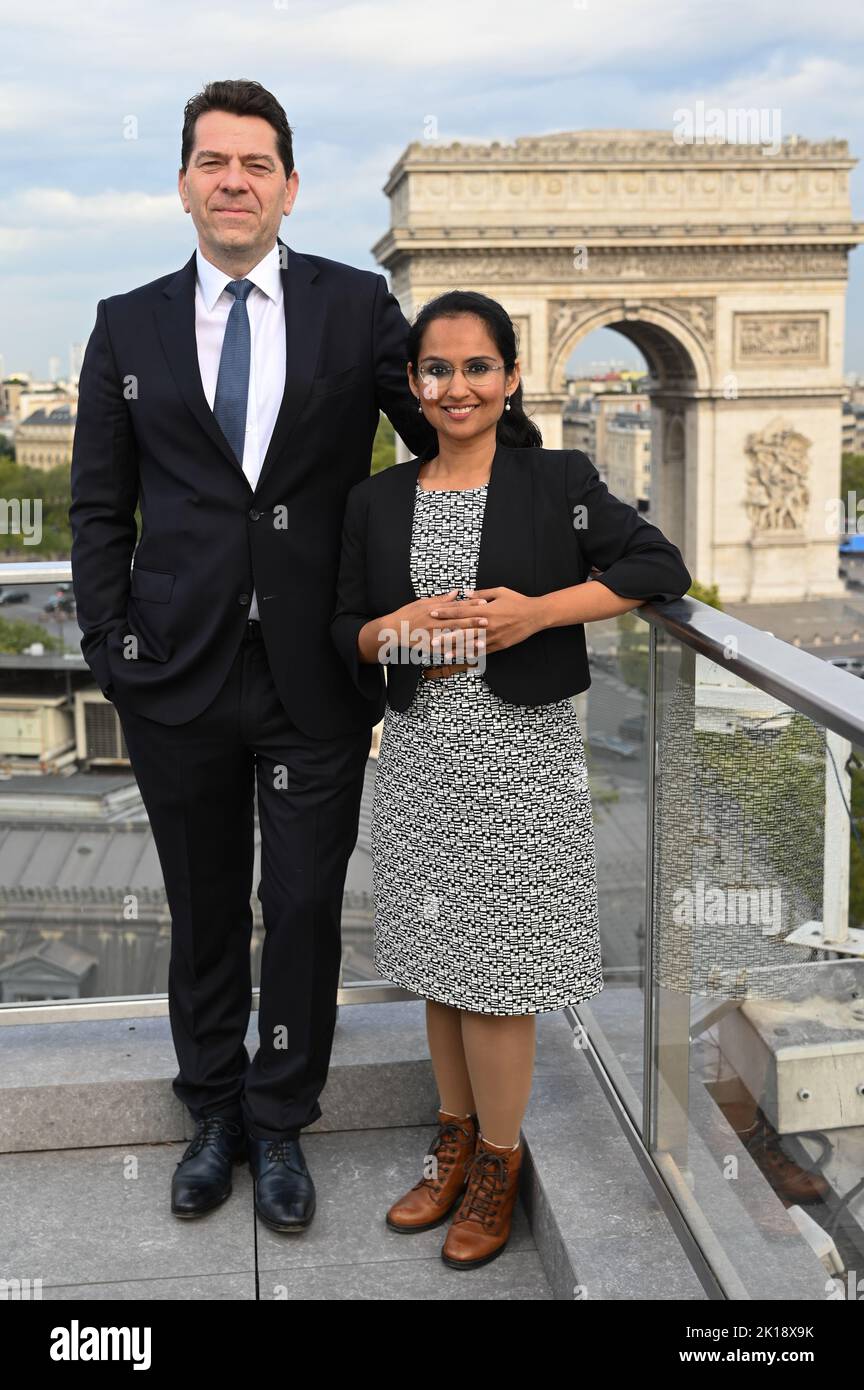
[{"xmin": 181, "ymin": 79, "xmax": 294, "ymax": 177}]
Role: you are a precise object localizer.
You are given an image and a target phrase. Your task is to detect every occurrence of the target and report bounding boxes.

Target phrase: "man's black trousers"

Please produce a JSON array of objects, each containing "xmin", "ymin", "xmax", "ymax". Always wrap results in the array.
[{"xmin": 113, "ymin": 619, "xmax": 370, "ymax": 1140}]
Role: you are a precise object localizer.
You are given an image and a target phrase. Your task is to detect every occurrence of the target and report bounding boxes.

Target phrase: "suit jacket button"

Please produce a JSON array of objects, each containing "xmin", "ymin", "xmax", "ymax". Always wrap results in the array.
[
  {"xmin": 238, "ymin": 593, "xmax": 250, "ymax": 605},
  {"xmin": 248, "ymin": 508, "xmax": 260, "ymax": 521}
]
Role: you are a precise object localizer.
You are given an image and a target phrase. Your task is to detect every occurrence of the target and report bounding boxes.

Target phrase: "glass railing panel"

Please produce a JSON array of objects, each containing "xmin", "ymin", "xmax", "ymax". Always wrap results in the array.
[
  {"xmin": 0, "ymin": 562, "xmax": 395, "ymax": 1011},
  {"xmin": 580, "ymin": 613, "xmax": 651, "ymax": 1130},
  {"xmin": 647, "ymin": 632, "xmax": 864, "ymax": 1298}
]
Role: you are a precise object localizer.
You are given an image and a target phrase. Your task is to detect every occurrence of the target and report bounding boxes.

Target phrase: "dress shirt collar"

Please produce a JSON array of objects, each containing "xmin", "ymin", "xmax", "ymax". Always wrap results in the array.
[{"xmin": 195, "ymin": 240, "xmax": 282, "ymax": 312}]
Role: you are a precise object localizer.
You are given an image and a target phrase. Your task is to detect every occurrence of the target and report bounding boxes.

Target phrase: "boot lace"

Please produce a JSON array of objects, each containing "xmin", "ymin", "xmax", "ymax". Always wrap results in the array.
[
  {"xmin": 177, "ymin": 1116, "xmax": 242, "ymax": 1166},
  {"xmin": 264, "ymin": 1138, "xmax": 307, "ymax": 1176},
  {"xmin": 454, "ymin": 1149, "xmax": 509, "ymax": 1229},
  {"xmin": 414, "ymin": 1118, "xmax": 474, "ymax": 1194}
]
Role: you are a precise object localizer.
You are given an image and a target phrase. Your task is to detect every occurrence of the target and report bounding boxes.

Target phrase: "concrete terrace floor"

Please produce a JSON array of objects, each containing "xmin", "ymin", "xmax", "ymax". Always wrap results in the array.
[{"xmin": 1, "ymin": 1000, "xmax": 706, "ymax": 1301}]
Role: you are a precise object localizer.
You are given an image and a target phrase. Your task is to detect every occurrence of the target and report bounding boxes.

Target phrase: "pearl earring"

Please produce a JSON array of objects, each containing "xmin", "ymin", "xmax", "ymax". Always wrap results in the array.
[{"xmin": 505, "ymin": 395, "xmax": 511, "ymax": 411}]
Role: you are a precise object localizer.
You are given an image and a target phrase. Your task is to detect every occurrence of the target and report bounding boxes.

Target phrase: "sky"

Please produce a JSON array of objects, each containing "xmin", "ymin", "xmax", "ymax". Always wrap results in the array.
[{"xmin": 3, "ymin": 0, "xmax": 864, "ymax": 380}]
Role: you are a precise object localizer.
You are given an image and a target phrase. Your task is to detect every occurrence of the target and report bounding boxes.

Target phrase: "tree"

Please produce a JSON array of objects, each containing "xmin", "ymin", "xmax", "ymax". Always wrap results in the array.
[
  {"xmin": 687, "ymin": 579, "xmax": 723, "ymax": 610},
  {"xmin": 0, "ymin": 615, "xmax": 65, "ymax": 654},
  {"xmin": 371, "ymin": 414, "xmax": 397, "ymax": 476}
]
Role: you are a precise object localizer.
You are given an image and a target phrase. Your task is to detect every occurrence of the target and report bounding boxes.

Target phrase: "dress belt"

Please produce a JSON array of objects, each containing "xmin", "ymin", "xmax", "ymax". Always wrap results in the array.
[{"xmin": 421, "ymin": 662, "xmax": 472, "ymax": 680}]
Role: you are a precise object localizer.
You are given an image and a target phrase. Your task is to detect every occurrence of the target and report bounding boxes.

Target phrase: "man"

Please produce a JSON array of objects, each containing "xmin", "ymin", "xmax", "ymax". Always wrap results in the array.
[{"xmin": 69, "ymin": 79, "xmax": 434, "ymax": 1232}]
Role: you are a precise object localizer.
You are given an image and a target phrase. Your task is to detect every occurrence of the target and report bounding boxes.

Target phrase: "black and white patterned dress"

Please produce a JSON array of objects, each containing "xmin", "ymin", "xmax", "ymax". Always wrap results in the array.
[{"xmin": 371, "ymin": 481, "xmax": 604, "ymax": 1015}]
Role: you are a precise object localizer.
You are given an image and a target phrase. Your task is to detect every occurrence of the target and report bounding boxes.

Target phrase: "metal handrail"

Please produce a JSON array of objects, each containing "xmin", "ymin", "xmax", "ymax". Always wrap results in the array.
[
  {"xmin": 0, "ymin": 559, "xmax": 74, "ymax": 586},
  {"xmin": 637, "ymin": 593, "xmax": 864, "ymax": 746}
]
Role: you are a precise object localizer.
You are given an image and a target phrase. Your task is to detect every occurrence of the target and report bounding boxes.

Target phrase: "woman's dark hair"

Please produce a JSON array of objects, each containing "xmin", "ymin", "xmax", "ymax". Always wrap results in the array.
[
  {"xmin": 181, "ymin": 80, "xmax": 294, "ymax": 178},
  {"xmin": 407, "ymin": 290, "xmax": 542, "ymax": 461}
]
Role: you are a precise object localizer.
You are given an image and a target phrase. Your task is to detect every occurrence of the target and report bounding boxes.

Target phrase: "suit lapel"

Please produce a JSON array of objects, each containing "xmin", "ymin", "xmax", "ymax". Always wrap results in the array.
[
  {"xmin": 254, "ymin": 237, "xmax": 323, "ymax": 496},
  {"xmin": 153, "ymin": 236, "xmax": 324, "ymax": 492},
  {"xmin": 154, "ymin": 249, "xmax": 240, "ymax": 474},
  {"xmin": 474, "ymin": 445, "xmax": 534, "ymax": 595}
]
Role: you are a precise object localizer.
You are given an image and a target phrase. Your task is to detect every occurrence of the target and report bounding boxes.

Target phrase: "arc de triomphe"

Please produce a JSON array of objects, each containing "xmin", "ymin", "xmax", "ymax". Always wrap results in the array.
[{"xmin": 373, "ymin": 131, "xmax": 863, "ymax": 603}]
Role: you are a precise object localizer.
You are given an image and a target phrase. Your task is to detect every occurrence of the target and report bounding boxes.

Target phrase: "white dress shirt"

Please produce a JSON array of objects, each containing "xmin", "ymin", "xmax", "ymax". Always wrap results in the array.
[{"xmin": 194, "ymin": 242, "xmax": 286, "ymax": 621}]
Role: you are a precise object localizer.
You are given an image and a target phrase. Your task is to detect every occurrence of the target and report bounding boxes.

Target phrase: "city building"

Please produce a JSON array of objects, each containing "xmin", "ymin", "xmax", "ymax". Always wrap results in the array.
[
  {"xmin": 15, "ymin": 403, "xmax": 77, "ymax": 470},
  {"xmin": 605, "ymin": 410, "xmax": 652, "ymax": 509},
  {"xmin": 563, "ymin": 389, "xmax": 651, "ymax": 491}
]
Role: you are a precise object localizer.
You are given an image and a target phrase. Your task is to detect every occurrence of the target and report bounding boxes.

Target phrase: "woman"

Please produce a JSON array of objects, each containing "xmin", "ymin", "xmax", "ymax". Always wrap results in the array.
[{"xmin": 331, "ymin": 291, "xmax": 691, "ymax": 1271}]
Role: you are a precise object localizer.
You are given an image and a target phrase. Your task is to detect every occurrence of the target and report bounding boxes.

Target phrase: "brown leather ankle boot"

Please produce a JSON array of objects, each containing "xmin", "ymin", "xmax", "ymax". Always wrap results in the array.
[
  {"xmin": 441, "ymin": 1132, "xmax": 524, "ymax": 1269},
  {"xmin": 386, "ymin": 1109, "xmax": 479, "ymax": 1233}
]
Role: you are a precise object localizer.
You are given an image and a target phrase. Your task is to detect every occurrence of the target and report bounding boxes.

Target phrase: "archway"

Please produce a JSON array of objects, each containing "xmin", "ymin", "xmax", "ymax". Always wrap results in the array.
[{"xmin": 550, "ymin": 303, "xmax": 711, "ymax": 563}]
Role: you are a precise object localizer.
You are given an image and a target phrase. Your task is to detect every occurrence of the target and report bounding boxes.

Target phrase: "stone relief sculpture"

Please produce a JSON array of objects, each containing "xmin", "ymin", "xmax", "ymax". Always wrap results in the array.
[
  {"xmin": 735, "ymin": 313, "xmax": 826, "ymax": 364},
  {"xmin": 744, "ymin": 419, "xmax": 812, "ymax": 533}
]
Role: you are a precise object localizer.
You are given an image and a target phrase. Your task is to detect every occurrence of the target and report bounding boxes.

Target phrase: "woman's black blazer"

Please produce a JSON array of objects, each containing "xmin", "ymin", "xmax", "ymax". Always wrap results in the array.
[{"xmin": 330, "ymin": 443, "xmax": 692, "ymax": 718}]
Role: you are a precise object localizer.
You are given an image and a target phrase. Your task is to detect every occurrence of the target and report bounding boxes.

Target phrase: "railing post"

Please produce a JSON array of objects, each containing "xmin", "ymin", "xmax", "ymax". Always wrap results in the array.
[{"xmin": 642, "ymin": 618, "xmax": 658, "ymax": 1146}]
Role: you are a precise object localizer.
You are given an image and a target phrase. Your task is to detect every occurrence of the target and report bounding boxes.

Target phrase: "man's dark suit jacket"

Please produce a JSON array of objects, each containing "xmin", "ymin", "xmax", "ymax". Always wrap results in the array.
[
  {"xmin": 330, "ymin": 444, "xmax": 692, "ymax": 719},
  {"xmin": 69, "ymin": 234, "xmax": 434, "ymax": 737}
]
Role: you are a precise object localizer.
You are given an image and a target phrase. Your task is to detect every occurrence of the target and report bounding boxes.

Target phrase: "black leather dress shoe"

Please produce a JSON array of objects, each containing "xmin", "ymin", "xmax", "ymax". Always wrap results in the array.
[
  {"xmin": 171, "ymin": 1116, "xmax": 246, "ymax": 1218},
  {"xmin": 247, "ymin": 1136, "xmax": 316, "ymax": 1233}
]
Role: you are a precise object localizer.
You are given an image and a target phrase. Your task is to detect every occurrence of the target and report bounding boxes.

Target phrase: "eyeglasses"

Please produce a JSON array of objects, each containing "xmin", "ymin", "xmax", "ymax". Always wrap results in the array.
[{"xmin": 416, "ymin": 361, "xmax": 507, "ymax": 395}]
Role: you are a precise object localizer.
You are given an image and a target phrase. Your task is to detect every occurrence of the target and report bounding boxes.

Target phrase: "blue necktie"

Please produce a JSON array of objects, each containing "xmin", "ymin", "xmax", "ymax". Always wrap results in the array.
[{"xmin": 213, "ymin": 278, "xmax": 253, "ymax": 463}]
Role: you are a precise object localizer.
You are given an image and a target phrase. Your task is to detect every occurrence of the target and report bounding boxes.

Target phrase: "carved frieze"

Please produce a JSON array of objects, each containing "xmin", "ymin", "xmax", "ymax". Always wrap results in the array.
[
  {"xmin": 402, "ymin": 246, "xmax": 847, "ymax": 284},
  {"xmin": 733, "ymin": 312, "xmax": 827, "ymax": 365}
]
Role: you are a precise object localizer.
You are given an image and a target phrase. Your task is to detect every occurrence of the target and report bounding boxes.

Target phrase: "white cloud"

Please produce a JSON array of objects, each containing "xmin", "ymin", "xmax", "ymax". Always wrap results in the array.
[
  {"xmin": 7, "ymin": 188, "xmax": 177, "ymax": 227},
  {"xmin": 4, "ymin": 0, "xmax": 864, "ymax": 372}
]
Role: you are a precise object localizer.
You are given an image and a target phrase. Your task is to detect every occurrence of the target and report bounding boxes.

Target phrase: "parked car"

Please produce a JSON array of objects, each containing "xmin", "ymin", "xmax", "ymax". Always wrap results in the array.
[
  {"xmin": 587, "ymin": 732, "xmax": 640, "ymax": 759},
  {"xmin": 44, "ymin": 593, "xmax": 76, "ymax": 614},
  {"xmin": 828, "ymin": 656, "xmax": 864, "ymax": 676},
  {"xmin": 589, "ymin": 651, "xmax": 619, "ymax": 673},
  {"xmin": 0, "ymin": 588, "xmax": 30, "ymax": 605},
  {"xmin": 619, "ymin": 712, "xmax": 647, "ymax": 741}
]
